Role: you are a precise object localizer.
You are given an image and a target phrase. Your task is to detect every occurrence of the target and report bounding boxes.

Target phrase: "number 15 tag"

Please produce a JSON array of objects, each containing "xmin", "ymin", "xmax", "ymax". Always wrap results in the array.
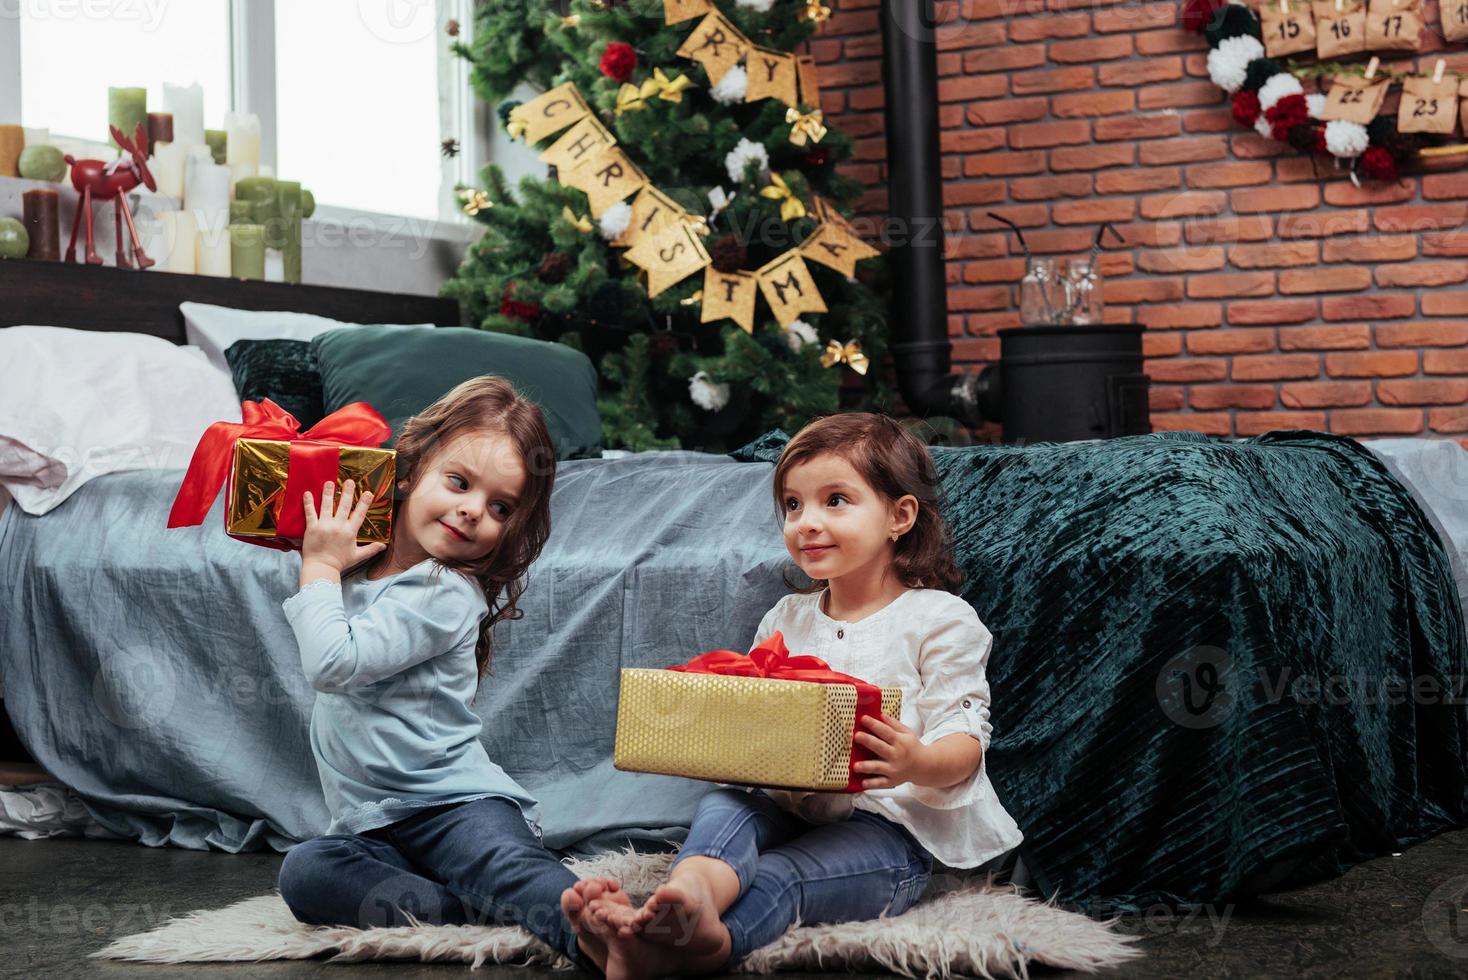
[{"xmin": 1261, "ymin": 0, "xmax": 1319, "ymax": 57}]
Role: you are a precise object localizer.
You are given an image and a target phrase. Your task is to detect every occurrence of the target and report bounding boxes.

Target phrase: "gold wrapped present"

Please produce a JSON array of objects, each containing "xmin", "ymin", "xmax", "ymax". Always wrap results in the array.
[
  {"xmin": 613, "ymin": 633, "xmax": 902, "ymax": 792},
  {"xmin": 228, "ymin": 437, "xmax": 394, "ymax": 546}
]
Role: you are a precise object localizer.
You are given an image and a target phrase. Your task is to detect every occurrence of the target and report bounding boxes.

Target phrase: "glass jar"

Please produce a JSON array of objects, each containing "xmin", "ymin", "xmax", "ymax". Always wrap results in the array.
[
  {"xmin": 1020, "ymin": 258, "xmax": 1066, "ymax": 326},
  {"xmin": 1065, "ymin": 260, "xmax": 1104, "ymax": 325}
]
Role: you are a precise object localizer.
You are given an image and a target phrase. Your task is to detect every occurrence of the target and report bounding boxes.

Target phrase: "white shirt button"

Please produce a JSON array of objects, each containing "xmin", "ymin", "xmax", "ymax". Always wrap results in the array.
[
  {"xmin": 836, "ymin": 628, "xmax": 844, "ymax": 639},
  {"xmin": 962, "ymin": 699, "xmax": 972, "ymax": 708}
]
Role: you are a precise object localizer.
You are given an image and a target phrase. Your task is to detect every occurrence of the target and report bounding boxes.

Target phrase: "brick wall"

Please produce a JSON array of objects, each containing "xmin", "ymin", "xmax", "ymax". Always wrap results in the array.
[{"xmin": 815, "ymin": 0, "xmax": 1468, "ymax": 447}]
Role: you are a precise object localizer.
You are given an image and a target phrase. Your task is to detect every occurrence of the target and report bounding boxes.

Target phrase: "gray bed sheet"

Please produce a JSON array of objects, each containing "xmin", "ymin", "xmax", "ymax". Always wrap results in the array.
[
  {"xmin": 0, "ymin": 450, "xmax": 788, "ymax": 854},
  {"xmin": 2, "ymin": 437, "xmax": 1466, "ymax": 857}
]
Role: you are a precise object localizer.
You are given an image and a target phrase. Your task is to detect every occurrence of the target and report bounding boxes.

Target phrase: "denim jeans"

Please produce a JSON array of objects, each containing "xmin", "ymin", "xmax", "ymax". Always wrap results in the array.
[
  {"xmin": 672, "ymin": 787, "xmax": 937, "ymax": 967},
  {"xmin": 277, "ymin": 796, "xmax": 587, "ymax": 969}
]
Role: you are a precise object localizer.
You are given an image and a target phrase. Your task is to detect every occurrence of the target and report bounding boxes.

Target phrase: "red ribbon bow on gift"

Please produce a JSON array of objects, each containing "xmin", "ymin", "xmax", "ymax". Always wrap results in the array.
[
  {"xmin": 668, "ymin": 631, "xmax": 886, "ymax": 792},
  {"xmin": 166, "ymin": 398, "xmax": 392, "ymax": 552}
]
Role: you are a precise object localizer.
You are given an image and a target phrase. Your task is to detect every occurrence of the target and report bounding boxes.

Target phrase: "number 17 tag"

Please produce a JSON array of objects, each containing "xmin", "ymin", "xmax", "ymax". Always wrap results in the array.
[{"xmin": 1320, "ymin": 74, "xmax": 1391, "ymax": 124}]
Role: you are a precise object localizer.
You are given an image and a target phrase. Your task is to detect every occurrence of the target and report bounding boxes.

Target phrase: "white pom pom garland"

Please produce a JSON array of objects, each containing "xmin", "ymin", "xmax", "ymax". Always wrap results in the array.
[
  {"xmin": 1258, "ymin": 73, "xmax": 1303, "ymax": 112},
  {"xmin": 1324, "ymin": 119, "xmax": 1369, "ymax": 159}
]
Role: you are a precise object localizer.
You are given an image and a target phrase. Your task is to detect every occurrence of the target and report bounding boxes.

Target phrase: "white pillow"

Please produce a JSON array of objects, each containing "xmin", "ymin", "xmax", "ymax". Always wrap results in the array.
[
  {"xmin": 0, "ymin": 326, "xmax": 244, "ymax": 516},
  {"xmin": 180, "ymin": 302, "xmax": 435, "ymax": 375}
]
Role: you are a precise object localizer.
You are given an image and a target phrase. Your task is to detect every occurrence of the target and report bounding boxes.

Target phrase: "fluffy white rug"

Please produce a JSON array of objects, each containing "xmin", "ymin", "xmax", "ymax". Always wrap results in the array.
[{"xmin": 91, "ymin": 849, "xmax": 1142, "ymax": 976}]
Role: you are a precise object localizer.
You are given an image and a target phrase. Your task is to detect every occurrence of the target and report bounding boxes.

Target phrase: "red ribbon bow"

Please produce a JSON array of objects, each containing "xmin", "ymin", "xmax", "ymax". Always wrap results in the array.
[
  {"xmin": 669, "ymin": 631, "xmax": 886, "ymax": 792},
  {"xmin": 166, "ymin": 398, "xmax": 392, "ymax": 552}
]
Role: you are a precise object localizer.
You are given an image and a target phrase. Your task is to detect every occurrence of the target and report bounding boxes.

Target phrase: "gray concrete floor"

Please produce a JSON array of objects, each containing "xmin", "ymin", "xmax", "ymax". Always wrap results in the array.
[{"xmin": 2, "ymin": 828, "xmax": 1468, "ymax": 978}]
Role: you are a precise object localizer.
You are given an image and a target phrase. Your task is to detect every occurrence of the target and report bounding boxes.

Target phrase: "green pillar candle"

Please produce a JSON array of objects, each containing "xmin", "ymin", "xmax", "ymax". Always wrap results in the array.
[
  {"xmin": 230, "ymin": 224, "xmax": 265, "ymax": 280},
  {"xmin": 108, "ymin": 86, "xmax": 147, "ymax": 148},
  {"xmin": 204, "ymin": 129, "xmax": 227, "ymax": 164},
  {"xmin": 234, "ymin": 176, "xmax": 306, "ymax": 284}
]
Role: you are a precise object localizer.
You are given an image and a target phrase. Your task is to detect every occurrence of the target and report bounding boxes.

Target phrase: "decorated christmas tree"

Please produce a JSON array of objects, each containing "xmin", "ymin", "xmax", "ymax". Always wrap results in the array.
[{"xmin": 443, "ymin": 0, "xmax": 894, "ymax": 452}]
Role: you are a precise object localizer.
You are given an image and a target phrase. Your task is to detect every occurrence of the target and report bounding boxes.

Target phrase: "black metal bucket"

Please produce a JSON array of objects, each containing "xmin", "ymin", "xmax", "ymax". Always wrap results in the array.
[{"xmin": 972, "ymin": 324, "xmax": 1152, "ymax": 444}]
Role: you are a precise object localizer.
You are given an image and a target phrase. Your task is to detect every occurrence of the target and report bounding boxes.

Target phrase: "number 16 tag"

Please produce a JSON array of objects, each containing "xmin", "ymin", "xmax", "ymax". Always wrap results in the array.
[
  {"xmin": 1398, "ymin": 75, "xmax": 1459, "ymax": 135},
  {"xmin": 1320, "ymin": 74, "xmax": 1391, "ymax": 124},
  {"xmin": 1314, "ymin": 0, "xmax": 1367, "ymax": 58},
  {"xmin": 1261, "ymin": 0, "xmax": 1319, "ymax": 57}
]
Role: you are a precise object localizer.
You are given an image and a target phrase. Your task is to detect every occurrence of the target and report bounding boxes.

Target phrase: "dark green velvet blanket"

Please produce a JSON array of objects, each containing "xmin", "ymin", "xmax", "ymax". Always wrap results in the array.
[{"xmin": 735, "ymin": 429, "xmax": 1468, "ymax": 912}]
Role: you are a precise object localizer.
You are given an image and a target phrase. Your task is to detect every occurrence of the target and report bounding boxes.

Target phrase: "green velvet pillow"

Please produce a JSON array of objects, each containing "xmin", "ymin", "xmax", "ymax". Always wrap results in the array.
[{"xmin": 311, "ymin": 327, "xmax": 602, "ymax": 460}]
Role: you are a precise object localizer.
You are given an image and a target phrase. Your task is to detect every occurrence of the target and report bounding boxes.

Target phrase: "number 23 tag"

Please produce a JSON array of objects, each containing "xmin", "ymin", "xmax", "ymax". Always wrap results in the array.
[{"xmin": 1398, "ymin": 75, "xmax": 1459, "ymax": 134}]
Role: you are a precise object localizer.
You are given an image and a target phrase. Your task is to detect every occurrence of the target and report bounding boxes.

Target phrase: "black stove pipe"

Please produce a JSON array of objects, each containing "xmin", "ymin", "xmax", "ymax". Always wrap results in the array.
[{"xmin": 879, "ymin": 0, "xmax": 985, "ymax": 427}]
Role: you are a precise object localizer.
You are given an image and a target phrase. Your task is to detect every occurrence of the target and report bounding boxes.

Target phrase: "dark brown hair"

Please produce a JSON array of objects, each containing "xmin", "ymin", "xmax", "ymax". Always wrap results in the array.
[
  {"xmin": 365, "ymin": 376, "xmax": 556, "ymax": 686},
  {"xmin": 771, "ymin": 412, "xmax": 964, "ymax": 595}
]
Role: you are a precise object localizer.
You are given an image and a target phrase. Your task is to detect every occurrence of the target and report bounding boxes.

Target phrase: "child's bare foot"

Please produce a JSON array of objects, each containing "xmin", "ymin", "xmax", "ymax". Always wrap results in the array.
[
  {"xmin": 561, "ymin": 878, "xmax": 632, "ymax": 975},
  {"xmin": 592, "ymin": 892, "xmax": 732, "ymax": 980},
  {"xmin": 632, "ymin": 878, "xmax": 732, "ymax": 959}
]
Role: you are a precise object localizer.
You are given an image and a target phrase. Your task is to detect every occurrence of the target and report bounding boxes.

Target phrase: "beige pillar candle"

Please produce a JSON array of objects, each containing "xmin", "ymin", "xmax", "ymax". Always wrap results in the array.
[
  {"xmin": 157, "ymin": 210, "xmax": 198, "ymax": 274},
  {"xmin": 195, "ymin": 218, "xmax": 232, "ymax": 277},
  {"xmin": 0, "ymin": 125, "xmax": 24, "ymax": 178},
  {"xmin": 224, "ymin": 111, "xmax": 260, "ymax": 182},
  {"xmin": 150, "ymin": 142, "xmax": 187, "ymax": 200}
]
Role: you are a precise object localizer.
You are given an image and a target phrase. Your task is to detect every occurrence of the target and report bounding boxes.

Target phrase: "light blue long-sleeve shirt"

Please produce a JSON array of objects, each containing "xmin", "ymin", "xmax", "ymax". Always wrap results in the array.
[{"xmin": 281, "ymin": 558, "xmax": 543, "ymax": 838}]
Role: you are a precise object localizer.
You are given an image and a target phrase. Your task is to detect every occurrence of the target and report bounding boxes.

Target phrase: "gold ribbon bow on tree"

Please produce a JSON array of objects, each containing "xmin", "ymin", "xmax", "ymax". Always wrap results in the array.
[
  {"xmin": 506, "ymin": 113, "xmax": 529, "ymax": 140},
  {"xmin": 786, "ymin": 107, "xmax": 827, "ymax": 146},
  {"xmin": 800, "ymin": 0, "xmax": 833, "ymax": 25},
  {"xmin": 562, "ymin": 207, "xmax": 595, "ymax": 234},
  {"xmin": 459, "ymin": 190, "xmax": 493, "ymax": 216},
  {"xmin": 618, "ymin": 68, "xmax": 694, "ymax": 115},
  {"xmin": 820, "ymin": 339, "xmax": 869, "ymax": 375},
  {"xmin": 760, "ymin": 172, "xmax": 807, "ymax": 222}
]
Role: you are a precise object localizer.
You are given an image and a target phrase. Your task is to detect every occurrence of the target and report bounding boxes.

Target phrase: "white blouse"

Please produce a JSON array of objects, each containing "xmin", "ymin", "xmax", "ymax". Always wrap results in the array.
[{"xmin": 750, "ymin": 588, "xmax": 1024, "ymax": 870}]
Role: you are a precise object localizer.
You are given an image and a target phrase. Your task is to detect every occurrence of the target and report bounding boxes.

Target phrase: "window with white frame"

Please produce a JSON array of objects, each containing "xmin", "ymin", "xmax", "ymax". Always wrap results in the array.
[{"xmin": 3, "ymin": 0, "xmax": 483, "ymax": 228}]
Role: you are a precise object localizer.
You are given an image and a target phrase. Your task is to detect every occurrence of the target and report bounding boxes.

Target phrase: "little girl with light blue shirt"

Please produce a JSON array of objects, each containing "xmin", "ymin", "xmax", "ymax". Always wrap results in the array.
[{"xmin": 276, "ymin": 376, "xmax": 594, "ymax": 970}]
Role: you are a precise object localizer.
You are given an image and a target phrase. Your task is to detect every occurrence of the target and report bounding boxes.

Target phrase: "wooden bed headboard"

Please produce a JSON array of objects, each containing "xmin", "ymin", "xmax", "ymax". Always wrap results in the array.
[{"xmin": 0, "ymin": 258, "xmax": 462, "ymax": 344}]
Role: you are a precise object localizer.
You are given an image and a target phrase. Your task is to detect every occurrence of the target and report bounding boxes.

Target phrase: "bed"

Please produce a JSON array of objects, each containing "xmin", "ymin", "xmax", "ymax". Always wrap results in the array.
[{"xmin": 2, "ymin": 266, "xmax": 1466, "ymax": 914}]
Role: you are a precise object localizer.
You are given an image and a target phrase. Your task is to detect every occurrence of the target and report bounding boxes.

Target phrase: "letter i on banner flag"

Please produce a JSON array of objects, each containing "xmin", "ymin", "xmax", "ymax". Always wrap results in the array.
[
  {"xmin": 701, "ymin": 267, "xmax": 759, "ymax": 333},
  {"xmin": 664, "ymin": 0, "xmax": 713, "ymax": 25},
  {"xmin": 615, "ymin": 185, "xmax": 687, "ymax": 248},
  {"xmin": 677, "ymin": 11, "xmax": 750, "ymax": 85},
  {"xmin": 562, "ymin": 146, "xmax": 648, "ymax": 217},
  {"xmin": 510, "ymin": 82, "xmax": 592, "ymax": 144},
  {"xmin": 624, "ymin": 222, "xmax": 712, "ymax": 298},
  {"xmin": 795, "ymin": 56, "xmax": 823, "ymax": 109},
  {"xmin": 746, "ymin": 47, "xmax": 801, "ymax": 108},
  {"xmin": 756, "ymin": 251, "xmax": 827, "ymax": 326},
  {"xmin": 539, "ymin": 115, "xmax": 617, "ymax": 173}
]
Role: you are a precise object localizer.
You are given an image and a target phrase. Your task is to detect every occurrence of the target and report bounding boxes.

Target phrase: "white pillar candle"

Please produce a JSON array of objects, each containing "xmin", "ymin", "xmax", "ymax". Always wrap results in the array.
[
  {"xmin": 224, "ymin": 111, "xmax": 260, "ymax": 181},
  {"xmin": 195, "ymin": 218, "xmax": 232, "ymax": 277},
  {"xmin": 163, "ymin": 82, "xmax": 205, "ymax": 146},
  {"xmin": 184, "ymin": 156, "xmax": 230, "ymax": 214},
  {"xmin": 263, "ymin": 251, "xmax": 285, "ymax": 283},
  {"xmin": 149, "ymin": 142, "xmax": 187, "ymax": 201}
]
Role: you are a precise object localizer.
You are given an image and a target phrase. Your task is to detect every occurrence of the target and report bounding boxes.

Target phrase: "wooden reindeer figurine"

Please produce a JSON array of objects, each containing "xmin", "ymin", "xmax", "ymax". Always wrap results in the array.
[{"xmin": 65, "ymin": 124, "xmax": 158, "ymax": 268}]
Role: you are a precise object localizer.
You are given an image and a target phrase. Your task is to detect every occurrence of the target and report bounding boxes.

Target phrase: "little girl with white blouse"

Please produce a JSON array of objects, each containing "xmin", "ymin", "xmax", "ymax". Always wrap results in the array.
[{"xmin": 561, "ymin": 411, "xmax": 1025, "ymax": 980}]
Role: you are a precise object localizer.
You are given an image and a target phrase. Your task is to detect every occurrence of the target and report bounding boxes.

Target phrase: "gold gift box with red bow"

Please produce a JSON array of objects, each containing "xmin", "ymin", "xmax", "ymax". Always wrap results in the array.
[
  {"xmin": 613, "ymin": 633, "xmax": 901, "ymax": 792},
  {"xmin": 228, "ymin": 438, "xmax": 395, "ymax": 545}
]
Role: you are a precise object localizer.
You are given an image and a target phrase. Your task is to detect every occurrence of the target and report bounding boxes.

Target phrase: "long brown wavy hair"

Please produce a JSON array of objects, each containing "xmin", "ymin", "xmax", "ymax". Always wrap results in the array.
[
  {"xmin": 771, "ymin": 413, "xmax": 964, "ymax": 595},
  {"xmin": 364, "ymin": 376, "xmax": 556, "ymax": 686}
]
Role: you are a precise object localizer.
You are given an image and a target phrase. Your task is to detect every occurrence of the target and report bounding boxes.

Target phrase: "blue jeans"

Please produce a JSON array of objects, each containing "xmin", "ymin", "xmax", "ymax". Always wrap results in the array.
[
  {"xmin": 277, "ymin": 796, "xmax": 587, "ymax": 969},
  {"xmin": 673, "ymin": 788, "xmax": 936, "ymax": 967}
]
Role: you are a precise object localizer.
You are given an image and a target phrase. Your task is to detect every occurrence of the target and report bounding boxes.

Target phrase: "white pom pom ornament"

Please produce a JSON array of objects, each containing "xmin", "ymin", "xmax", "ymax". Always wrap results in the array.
[
  {"xmin": 689, "ymin": 372, "xmax": 731, "ymax": 412},
  {"xmin": 1207, "ymin": 36, "xmax": 1264, "ymax": 95},
  {"xmin": 598, "ymin": 201, "xmax": 632, "ymax": 240},
  {"xmin": 1258, "ymin": 73, "xmax": 1303, "ymax": 112},
  {"xmin": 1324, "ymin": 119, "xmax": 1369, "ymax": 159}
]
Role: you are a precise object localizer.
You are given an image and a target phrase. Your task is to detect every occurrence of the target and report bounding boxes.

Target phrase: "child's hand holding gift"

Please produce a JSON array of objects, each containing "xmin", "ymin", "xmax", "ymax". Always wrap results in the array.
[
  {"xmin": 853, "ymin": 713, "xmax": 936, "ymax": 791},
  {"xmin": 299, "ymin": 479, "xmax": 389, "ymax": 586}
]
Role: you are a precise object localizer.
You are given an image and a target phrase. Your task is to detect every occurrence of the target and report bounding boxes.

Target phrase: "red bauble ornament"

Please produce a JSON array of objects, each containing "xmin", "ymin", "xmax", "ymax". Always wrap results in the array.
[
  {"xmin": 1232, "ymin": 90, "xmax": 1261, "ymax": 127},
  {"xmin": 1360, "ymin": 146, "xmax": 1399, "ymax": 182},
  {"xmin": 802, "ymin": 146, "xmax": 831, "ymax": 168},
  {"xmin": 500, "ymin": 284, "xmax": 541, "ymax": 322},
  {"xmin": 599, "ymin": 42, "xmax": 637, "ymax": 84}
]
